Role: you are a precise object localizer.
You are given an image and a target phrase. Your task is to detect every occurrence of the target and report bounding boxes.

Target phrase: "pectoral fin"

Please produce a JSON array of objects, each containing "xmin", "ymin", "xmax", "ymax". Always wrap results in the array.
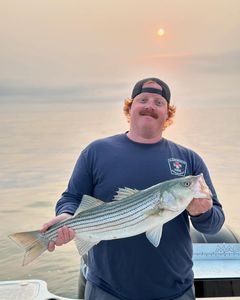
[
  {"xmin": 145, "ymin": 191, "xmax": 176, "ymax": 216},
  {"xmin": 146, "ymin": 225, "xmax": 163, "ymax": 247},
  {"xmin": 161, "ymin": 191, "xmax": 179, "ymax": 211}
]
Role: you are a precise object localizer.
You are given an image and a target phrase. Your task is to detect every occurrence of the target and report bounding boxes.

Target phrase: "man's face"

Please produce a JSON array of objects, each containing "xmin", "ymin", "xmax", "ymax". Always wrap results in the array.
[{"xmin": 129, "ymin": 82, "xmax": 168, "ymax": 139}]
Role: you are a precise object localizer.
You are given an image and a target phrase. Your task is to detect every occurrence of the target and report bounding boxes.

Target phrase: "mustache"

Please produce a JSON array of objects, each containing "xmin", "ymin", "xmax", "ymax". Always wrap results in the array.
[{"xmin": 139, "ymin": 109, "xmax": 158, "ymax": 119}]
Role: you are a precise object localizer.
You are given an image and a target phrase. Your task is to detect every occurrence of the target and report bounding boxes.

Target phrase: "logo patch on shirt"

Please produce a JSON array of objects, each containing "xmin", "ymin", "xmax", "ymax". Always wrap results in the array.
[{"xmin": 168, "ymin": 158, "xmax": 187, "ymax": 177}]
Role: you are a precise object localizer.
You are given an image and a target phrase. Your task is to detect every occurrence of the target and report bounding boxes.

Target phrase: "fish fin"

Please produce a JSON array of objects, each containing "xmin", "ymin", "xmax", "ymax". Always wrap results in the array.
[
  {"xmin": 9, "ymin": 230, "xmax": 48, "ymax": 266},
  {"xmin": 113, "ymin": 187, "xmax": 139, "ymax": 201},
  {"xmin": 146, "ymin": 225, "xmax": 163, "ymax": 247},
  {"xmin": 74, "ymin": 195, "xmax": 105, "ymax": 216},
  {"xmin": 74, "ymin": 235, "xmax": 99, "ymax": 255},
  {"xmin": 160, "ymin": 191, "xmax": 179, "ymax": 211}
]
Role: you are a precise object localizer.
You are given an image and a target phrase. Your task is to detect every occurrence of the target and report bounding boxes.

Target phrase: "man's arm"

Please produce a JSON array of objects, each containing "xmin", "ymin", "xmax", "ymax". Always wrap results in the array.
[{"xmin": 189, "ymin": 153, "xmax": 225, "ymax": 234}]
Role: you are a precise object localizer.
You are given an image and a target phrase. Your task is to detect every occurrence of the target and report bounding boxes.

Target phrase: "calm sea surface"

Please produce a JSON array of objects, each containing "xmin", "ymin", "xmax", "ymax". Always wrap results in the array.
[{"xmin": 0, "ymin": 100, "xmax": 239, "ymax": 298}]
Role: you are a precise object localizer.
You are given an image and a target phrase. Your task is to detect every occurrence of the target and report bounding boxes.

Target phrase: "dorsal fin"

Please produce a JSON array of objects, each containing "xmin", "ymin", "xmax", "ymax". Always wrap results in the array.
[
  {"xmin": 74, "ymin": 195, "xmax": 104, "ymax": 216},
  {"xmin": 113, "ymin": 187, "xmax": 139, "ymax": 201}
]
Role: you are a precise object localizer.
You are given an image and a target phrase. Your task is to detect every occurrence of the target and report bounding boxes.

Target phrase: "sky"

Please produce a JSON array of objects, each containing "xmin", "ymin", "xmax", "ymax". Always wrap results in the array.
[{"xmin": 0, "ymin": 0, "xmax": 240, "ymax": 102}]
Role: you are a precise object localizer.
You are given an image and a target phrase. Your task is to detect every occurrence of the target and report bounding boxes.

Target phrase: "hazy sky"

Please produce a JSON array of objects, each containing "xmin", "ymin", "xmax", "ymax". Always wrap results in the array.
[{"xmin": 1, "ymin": 0, "xmax": 240, "ymax": 101}]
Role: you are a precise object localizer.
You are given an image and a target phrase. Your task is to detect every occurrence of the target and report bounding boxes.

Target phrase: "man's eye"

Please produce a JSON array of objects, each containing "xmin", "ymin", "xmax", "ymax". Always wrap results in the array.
[
  {"xmin": 139, "ymin": 99, "xmax": 147, "ymax": 103},
  {"xmin": 155, "ymin": 100, "xmax": 163, "ymax": 106}
]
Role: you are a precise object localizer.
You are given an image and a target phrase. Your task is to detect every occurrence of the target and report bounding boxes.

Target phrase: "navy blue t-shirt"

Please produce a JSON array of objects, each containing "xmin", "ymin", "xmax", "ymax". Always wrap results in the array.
[{"xmin": 56, "ymin": 134, "xmax": 224, "ymax": 300}]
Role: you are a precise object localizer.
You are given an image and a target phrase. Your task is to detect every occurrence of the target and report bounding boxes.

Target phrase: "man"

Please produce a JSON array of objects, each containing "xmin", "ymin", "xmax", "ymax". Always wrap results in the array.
[{"xmin": 41, "ymin": 77, "xmax": 225, "ymax": 300}]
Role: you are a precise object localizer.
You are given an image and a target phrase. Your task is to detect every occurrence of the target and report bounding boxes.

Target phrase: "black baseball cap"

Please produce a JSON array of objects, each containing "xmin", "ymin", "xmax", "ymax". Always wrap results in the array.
[{"xmin": 131, "ymin": 77, "xmax": 171, "ymax": 103}]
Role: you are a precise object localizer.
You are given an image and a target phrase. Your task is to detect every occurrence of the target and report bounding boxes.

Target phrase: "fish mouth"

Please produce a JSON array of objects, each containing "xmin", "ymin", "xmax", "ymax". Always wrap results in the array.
[
  {"xmin": 195, "ymin": 174, "xmax": 213, "ymax": 199},
  {"xmin": 139, "ymin": 110, "xmax": 158, "ymax": 119}
]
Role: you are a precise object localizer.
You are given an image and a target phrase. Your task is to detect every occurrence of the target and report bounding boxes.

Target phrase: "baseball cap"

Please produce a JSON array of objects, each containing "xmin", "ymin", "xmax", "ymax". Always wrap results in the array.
[{"xmin": 131, "ymin": 77, "xmax": 171, "ymax": 103}]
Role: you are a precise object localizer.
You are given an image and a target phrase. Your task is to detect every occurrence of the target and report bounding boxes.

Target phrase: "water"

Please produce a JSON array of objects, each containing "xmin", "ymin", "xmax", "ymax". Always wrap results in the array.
[{"xmin": 0, "ymin": 98, "xmax": 240, "ymax": 298}]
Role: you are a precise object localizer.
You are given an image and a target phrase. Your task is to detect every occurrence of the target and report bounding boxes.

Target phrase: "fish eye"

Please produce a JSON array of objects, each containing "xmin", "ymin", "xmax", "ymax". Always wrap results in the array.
[{"xmin": 183, "ymin": 181, "xmax": 191, "ymax": 187}]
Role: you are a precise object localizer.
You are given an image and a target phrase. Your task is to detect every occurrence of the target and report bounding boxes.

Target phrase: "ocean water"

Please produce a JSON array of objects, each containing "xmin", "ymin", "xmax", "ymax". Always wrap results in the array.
[{"xmin": 0, "ymin": 98, "xmax": 240, "ymax": 298}]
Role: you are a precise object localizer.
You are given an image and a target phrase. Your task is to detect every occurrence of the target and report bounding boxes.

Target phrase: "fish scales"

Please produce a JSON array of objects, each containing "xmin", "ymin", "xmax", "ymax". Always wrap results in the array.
[
  {"xmin": 59, "ymin": 190, "xmax": 156, "ymax": 227},
  {"xmin": 45, "ymin": 192, "xmax": 156, "ymax": 240},
  {"xmin": 77, "ymin": 190, "xmax": 156, "ymax": 220},
  {"xmin": 47, "ymin": 215, "xmax": 150, "ymax": 241}
]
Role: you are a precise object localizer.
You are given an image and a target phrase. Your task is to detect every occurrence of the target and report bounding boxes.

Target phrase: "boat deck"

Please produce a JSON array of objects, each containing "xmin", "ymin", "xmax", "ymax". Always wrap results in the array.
[{"xmin": 0, "ymin": 279, "xmax": 240, "ymax": 300}]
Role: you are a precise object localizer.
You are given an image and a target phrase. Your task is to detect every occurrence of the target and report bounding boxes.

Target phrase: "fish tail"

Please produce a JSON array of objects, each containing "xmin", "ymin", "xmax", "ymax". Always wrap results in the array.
[{"xmin": 9, "ymin": 230, "xmax": 49, "ymax": 266}]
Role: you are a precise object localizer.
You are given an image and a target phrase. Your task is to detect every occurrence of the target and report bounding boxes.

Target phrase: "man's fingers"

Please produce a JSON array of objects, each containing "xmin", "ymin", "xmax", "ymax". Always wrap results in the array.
[
  {"xmin": 40, "ymin": 218, "xmax": 60, "ymax": 233},
  {"xmin": 62, "ymin": 226, "xmax": 70, "ymax": 242},
  {"xmin": 47, "ymin": 226, "xmax": 75, "ymax": 251},
  {"xmin": 41, "ymin": 213, "xmax": 74, "ymax": 252},
  {"xmin": 40, "ymin": 213, "xmax": 73, "ymax": 233},
  {"xmin": 48, "ymin": 241, "xmax": 56, "ymax": 252},
  {"xmin": 40, "ymin": 222, "xmax": 53, "ymax": 233},
  {"xmin": 187, "ymin": 198, "xmax": 213, "ymax": 216},
  {"xmin": 54, "ymin": 226, "xmax": 75, "ymax": 246},
  {"xmin": 55, "ymin": 228, "xmax": 65, "ymax": 246},
  {"xmin": 69, "ymin": 228, "xmax": 75, "ymax": 240}
]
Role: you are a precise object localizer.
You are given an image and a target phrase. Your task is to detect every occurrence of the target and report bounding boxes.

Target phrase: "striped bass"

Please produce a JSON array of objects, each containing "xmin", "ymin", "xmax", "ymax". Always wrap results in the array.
[{"xmin": 9, "ymin": 174, "xmax": 212, "ymax": 266}]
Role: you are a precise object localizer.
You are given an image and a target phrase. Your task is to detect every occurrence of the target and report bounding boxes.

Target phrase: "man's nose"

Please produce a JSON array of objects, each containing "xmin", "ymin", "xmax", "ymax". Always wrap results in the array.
[{"xmin": 144, "ymin": 100, "xmax": 155, "ymax": 110}]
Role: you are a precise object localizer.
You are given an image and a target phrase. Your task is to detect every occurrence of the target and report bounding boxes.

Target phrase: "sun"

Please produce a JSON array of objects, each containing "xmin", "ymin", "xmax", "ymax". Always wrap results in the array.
[{"xmin": 157, "ymin": 28, "xmax": 165, "ymax": 37}]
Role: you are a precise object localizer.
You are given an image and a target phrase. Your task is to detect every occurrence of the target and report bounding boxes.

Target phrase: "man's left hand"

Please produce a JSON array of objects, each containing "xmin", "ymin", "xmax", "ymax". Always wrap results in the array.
[{"xmin": 187, "ymin": 198, "xmax": 213, "ymax": 216}]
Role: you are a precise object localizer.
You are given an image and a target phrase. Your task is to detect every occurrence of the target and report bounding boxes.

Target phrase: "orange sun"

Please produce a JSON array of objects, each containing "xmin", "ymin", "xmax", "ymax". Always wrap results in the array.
[{"xmin": 157, "ymin": 28, "xmax": 165, "ymax": 37}]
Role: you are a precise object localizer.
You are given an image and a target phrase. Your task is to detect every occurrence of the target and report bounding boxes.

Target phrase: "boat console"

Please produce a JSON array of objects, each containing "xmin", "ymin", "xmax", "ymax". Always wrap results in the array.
[{"xmin": 191, "ymin": 225, "xmax": 240, "ymax": 297}]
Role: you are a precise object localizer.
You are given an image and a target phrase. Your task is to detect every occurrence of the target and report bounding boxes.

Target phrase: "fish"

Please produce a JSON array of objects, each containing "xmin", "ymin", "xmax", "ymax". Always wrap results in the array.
[{"xmin": 9, "ymin": 174, "xmax": 212, "ymax": 266}]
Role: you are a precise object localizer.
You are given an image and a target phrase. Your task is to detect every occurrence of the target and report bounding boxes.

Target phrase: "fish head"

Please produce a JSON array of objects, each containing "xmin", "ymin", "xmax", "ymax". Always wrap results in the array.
[{"xmin": 165, "ymin": 174, "xmax": 212, "ymax": 210}]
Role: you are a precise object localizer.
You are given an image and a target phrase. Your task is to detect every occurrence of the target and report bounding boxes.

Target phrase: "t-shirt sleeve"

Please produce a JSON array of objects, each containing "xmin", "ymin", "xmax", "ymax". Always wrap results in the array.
[{"xmin": 55, "ymin": 147, "xmax": 93, "ymax": 216}]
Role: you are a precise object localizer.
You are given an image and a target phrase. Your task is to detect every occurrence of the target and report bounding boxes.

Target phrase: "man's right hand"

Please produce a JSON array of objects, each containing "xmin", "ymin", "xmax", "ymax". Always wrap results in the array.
[{"xmin": 40, "ymin": 213, "xmax": 75, "ymax": 252}]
